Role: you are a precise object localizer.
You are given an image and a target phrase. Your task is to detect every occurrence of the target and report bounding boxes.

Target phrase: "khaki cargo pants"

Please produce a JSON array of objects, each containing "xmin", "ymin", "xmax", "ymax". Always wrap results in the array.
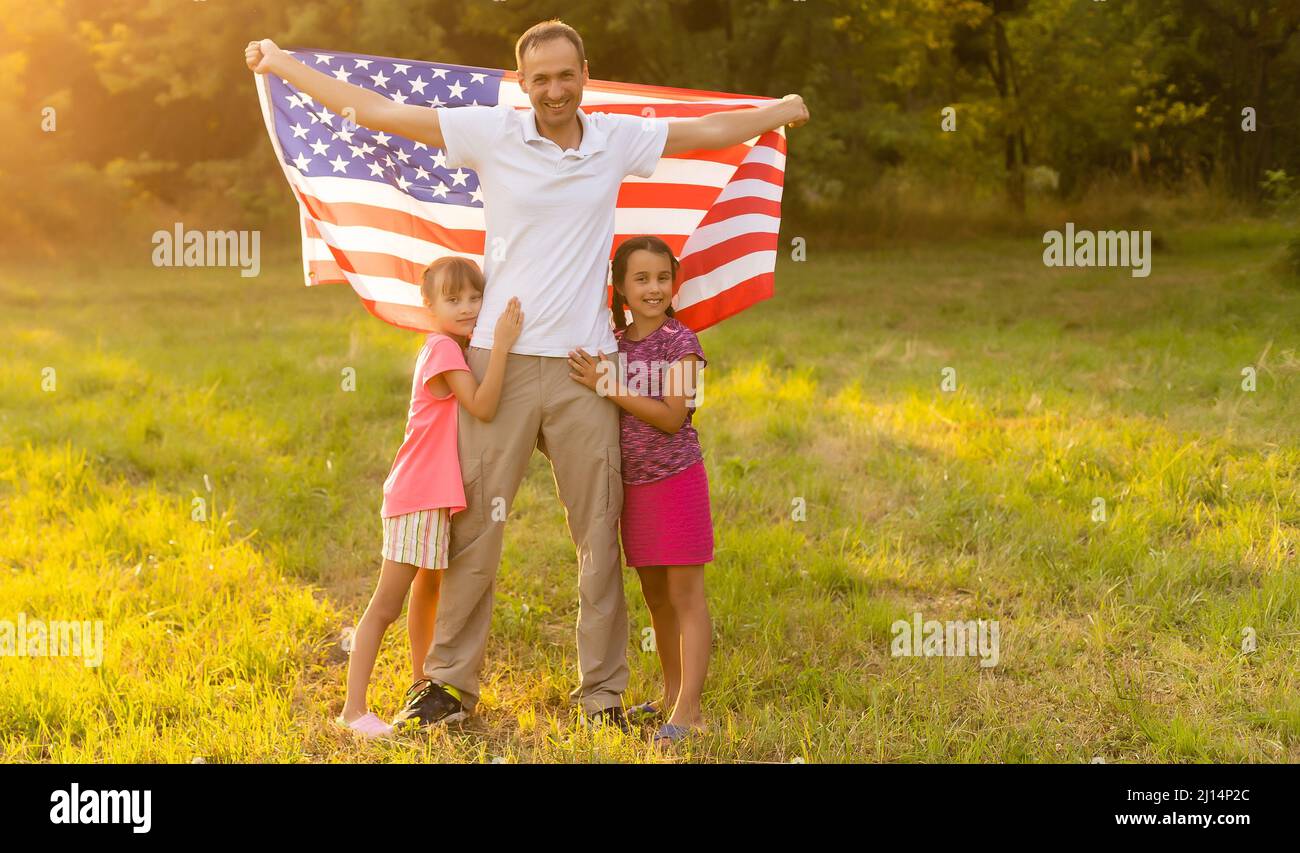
[{"xmin": 422, "ymin": 346, "xmax": 628, "ymax": 713}]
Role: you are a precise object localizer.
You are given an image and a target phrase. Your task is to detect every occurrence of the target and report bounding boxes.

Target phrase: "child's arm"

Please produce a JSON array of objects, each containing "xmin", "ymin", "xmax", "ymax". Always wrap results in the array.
[
  {"xmin": 567, "ymin": 349, "xmax": 703, "ymax": 435},
  {"xmin": 245, "ymin": 38, "xmax": 446, "ymax": 149},
  {"xmin": 443, "ymin": 298, "xmax": 523, "ymax": 422}
]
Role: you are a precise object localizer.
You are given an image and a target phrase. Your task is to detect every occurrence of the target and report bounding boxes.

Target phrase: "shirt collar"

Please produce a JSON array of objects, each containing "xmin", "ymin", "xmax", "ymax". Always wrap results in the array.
[{"xmin": 519, "ymin": 107, "xmax": 607, "ymax": 159}]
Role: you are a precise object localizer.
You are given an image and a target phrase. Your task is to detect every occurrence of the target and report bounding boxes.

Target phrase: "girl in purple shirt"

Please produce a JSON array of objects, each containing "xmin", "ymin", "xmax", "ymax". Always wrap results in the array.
[{"xmin": 568, "ymin": 235, "xmax": 713, "ymax": 746}]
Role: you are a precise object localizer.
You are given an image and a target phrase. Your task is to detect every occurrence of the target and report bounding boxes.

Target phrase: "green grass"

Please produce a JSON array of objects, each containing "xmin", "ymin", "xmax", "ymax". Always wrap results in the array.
[{"xmin": 2, "ymin": 220, "xmax": 1298, "ymax": 762}]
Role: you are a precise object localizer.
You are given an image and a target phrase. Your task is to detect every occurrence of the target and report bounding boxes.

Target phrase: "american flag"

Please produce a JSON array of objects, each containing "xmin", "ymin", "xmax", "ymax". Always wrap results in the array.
[{"xmin": 254, "ymin": 49, "xmax": 787, "ymax": 332}]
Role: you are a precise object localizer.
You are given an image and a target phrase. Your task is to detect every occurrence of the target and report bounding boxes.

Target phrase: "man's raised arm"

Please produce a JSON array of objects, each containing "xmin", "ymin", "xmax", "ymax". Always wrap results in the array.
[
  {"xmin": 661, "ymin": 94, "xmax": 809, "ymax": 157},
  {"xmin": 245, "ymin": 38, "xmax": 445, "ymax": 150}
]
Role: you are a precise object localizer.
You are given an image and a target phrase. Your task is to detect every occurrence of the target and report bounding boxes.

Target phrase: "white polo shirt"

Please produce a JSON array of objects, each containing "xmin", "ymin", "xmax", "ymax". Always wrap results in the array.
[{"xmin": 436, "ymin": 103, "xmax": 669, "ymax": 356}]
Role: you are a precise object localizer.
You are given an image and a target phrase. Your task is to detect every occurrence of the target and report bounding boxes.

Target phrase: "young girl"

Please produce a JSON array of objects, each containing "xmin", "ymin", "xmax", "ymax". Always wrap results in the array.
[
  {"xmin": 338, "ymin": 257, "xmax": 523, "ymax": 737},
  {"xmin": 567, "ymin": 235, "xmax": 713, "ymax": 746}
]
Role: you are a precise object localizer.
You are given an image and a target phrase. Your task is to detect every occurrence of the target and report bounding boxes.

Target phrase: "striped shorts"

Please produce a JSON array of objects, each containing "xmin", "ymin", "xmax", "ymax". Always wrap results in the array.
[{"xmin": 380, "ymin": 508, "xmax": 452, "ymax": 570}]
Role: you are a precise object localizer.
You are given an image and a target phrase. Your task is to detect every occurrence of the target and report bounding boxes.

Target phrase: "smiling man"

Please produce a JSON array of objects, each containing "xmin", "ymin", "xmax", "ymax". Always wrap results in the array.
[{"xmin": 245, "ymin": 19, "xmax": 808, "ymax": 728}]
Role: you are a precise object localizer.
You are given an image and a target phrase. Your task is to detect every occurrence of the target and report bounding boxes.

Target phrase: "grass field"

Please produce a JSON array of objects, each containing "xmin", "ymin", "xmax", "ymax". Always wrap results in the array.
[{"xmin": 2, "ymin": 220, "xmax": 1299, "ymax": 763}]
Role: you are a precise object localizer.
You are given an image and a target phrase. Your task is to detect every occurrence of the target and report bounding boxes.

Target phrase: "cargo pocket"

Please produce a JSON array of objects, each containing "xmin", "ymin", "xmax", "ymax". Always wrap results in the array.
[
  {"xmin": 604, "ymin": 446, "xmax": 623, "ymax": 517},
  {"xmin": 461, "ymin": 453, "xmax": 485, "ymax": 528}
]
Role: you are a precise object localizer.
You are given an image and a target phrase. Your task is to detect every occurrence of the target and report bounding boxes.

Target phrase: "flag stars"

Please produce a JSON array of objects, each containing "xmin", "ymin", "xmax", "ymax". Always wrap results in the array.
[{"xmin": 270, "ymin": 60, "xmax": 496, "ymax": 208}]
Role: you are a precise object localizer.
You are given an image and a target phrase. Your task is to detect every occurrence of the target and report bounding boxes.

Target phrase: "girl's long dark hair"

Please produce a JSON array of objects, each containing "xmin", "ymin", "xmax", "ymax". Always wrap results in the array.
[{"xmin": 610, "ymin": 235, "xmax": 678, "ymax": 332}]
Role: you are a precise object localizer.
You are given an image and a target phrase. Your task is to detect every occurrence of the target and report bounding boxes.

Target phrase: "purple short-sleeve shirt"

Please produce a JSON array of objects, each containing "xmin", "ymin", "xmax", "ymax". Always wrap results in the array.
[{"xmin": 615, "ymin": 317, "xmax": 707, "ymax": 484}]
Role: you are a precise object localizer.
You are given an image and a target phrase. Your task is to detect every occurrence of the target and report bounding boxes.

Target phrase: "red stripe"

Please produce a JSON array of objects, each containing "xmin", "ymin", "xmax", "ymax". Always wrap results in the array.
[
  {"xmin": 678, "ymin": 232, "xmax": 779, "ymax": 282},
  {"xmin": 673, "ymin": 272, "xmax": 775, "ymax": 332},
  {"xmin": 731, "ymin": 161, "xmax": 786, "ymax": 188},
  {"xmin": 356, "ymin": 296, "xmax": 438, "ymax": 333},
  {"xmin": 296, "ymin": 189, "xmax": 485, "ymax": 254},
  {"xmin": 307, "ymin": 258, "xmax": 346, "ymax": 284},
  {"xmin": 615, "ymin": 183, "xmax": 721, "ymax": 209},
  {"xmin": 697, "ymin": 196, "xmax": 783, "ymax": 228},
  {"xmin": 308, "ymin": 252, "xmax": 428, "ymax": 284},
  {"xmin": 667, "ymin": 146, "xmax": 758, "ymax": 166}
]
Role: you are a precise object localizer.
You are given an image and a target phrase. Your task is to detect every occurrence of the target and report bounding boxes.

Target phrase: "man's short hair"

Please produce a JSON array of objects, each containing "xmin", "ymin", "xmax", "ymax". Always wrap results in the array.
[{"xmin": 515, "ymin": 19, "xmax": 586, "ymax": 74}]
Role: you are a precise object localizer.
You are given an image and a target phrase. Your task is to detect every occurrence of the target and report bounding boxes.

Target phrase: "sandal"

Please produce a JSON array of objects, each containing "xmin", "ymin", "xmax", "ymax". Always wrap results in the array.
[
  {"xmin": 337, "ymin": 711, "xmax": 395, "ymax": 739},
  {"xmin": 653, "ymin": 722, "xmax": 702, "ymax": 746}
]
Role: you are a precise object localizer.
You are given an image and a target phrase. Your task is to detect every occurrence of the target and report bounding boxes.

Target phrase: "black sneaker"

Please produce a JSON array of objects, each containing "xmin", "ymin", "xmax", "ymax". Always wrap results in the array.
[
  {"xmin": 391, "ymin": 679, "xmax": 468, "ymax": 729},
  {"xmin": 581, "ymin": 705, "xmax": 630, "ymax": 733}
]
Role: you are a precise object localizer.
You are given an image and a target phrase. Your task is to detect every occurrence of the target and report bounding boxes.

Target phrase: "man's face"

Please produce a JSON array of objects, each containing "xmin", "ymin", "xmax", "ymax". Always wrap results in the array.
[{"xmin": 518, "ymin": 38, "xmax": 587, "ymax": 131}]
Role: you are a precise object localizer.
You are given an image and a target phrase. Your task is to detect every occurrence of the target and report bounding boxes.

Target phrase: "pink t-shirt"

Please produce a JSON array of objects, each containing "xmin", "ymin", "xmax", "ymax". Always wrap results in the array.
[
  {"xmin": 615, "ymin": 317, "xmax": 707, "ymax": 485},
  {"xmin": 381, "ymin": 333, "xmax": 469, "ymax": 518}
]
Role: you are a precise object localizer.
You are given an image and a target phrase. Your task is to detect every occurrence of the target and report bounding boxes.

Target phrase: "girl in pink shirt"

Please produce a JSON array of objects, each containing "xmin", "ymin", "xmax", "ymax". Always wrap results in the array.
[
  {"xmin": 338, "ymin": 257, "xmax": 523, "ymax": 738},
  {"xmin": 567, "ymin": 236, "xmax": 712, "ymax": 746}
]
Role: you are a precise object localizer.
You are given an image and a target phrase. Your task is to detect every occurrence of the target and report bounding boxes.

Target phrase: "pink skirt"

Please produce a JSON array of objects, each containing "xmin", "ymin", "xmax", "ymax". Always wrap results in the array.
[{"xmin": 620, "ymin": 460, "xmax": 714, "ymax": 568}]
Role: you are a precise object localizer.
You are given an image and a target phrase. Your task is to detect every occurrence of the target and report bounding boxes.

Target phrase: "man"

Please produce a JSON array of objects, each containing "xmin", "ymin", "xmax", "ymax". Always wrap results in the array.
[{"xmin": 245, "ymin": 19, "xmax": 808, "ymax": 728}]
